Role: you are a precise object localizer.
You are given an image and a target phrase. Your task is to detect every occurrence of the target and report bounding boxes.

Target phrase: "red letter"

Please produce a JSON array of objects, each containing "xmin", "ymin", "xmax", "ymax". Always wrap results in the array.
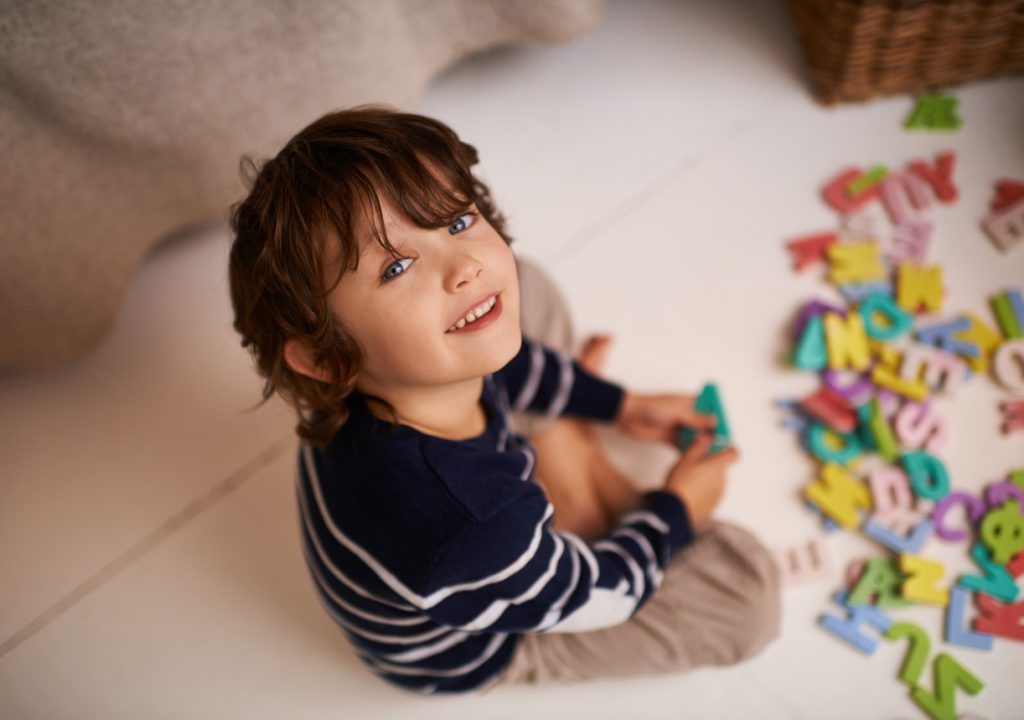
[
  {"xmin": 908, "ymin": 152, "xmax": 958, "ymax": 204},
  {"xmin": 822, "ymin": 168, "xmax": 881, "ymax": 214}
]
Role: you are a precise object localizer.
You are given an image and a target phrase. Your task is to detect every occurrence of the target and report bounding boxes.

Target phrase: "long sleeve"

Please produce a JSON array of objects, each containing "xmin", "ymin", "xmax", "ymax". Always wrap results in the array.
[
  {"xmin": 498, "ymin": 335, "xmax": 626, "ymax": 422},
  {"xmin": 412, "ymin": 481, "xmax": 695, "ymax": 635}
]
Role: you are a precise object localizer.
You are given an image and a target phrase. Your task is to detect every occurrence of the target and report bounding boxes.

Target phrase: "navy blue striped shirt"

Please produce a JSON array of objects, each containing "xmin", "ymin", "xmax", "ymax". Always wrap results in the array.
[{"xmin": 295, "ymin": 336, "xmax": 696, "ymax": 694}]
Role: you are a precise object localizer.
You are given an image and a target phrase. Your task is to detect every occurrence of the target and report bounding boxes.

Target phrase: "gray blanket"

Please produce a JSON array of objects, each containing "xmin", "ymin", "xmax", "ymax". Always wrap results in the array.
[{"xmin": 0, "ymin": 0, "xmax": 604, "ymax": 367}]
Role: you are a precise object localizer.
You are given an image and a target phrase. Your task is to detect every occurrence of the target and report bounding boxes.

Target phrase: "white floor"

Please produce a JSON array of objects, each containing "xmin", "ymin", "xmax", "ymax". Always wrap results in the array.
[{"xmin": 2, "ymin": 1, "xmax": 1023, "ymax": 718}]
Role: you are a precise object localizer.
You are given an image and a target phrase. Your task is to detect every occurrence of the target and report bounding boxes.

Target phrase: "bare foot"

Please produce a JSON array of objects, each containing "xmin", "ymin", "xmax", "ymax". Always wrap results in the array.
[{"xmin": 577, "ymin": 334, "xmax": 614, "ymax": 375}]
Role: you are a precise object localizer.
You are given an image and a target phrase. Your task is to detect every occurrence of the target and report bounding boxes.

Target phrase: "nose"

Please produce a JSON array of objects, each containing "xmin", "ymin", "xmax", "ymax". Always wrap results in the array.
[{"xmin": 443, "ymin": 250, "xmax": 483, "ymax": 293}]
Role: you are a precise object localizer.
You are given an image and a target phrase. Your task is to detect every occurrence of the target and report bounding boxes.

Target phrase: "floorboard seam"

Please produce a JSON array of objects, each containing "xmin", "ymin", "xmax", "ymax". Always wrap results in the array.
[
  {"xmin": 547, "ymin": 97, "xmax": 790, "ymax": 265},
  {"xmin": 0, "ymin": 433, "xmax": 295, "ymax": 658}
]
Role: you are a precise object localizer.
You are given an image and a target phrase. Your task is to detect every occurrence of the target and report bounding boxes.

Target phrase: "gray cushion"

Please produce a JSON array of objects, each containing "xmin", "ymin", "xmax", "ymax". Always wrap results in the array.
[{"xmin": 0, "ymin": 0, "xmax": 605, "ymax": 368}]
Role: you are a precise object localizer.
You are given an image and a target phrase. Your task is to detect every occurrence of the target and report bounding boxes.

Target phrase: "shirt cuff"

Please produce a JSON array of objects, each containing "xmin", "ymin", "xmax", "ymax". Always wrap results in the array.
[
  {"xmin": 565, "ymin": 360, "xmax": 626, "ymax": 422},
  {"xmin": 641, "ymin": 489, "xmax": 697, "ymax": 557}
]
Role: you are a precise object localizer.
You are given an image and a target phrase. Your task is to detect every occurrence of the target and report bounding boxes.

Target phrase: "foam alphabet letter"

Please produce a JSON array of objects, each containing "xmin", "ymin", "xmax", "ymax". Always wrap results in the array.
[
  {"xmin": 956, "ymin": 312, "xmax": 1003, "ymax": 374},
  {"xmin": 848, "ymin": 557, "xmax": 914, "ymax": 607},
  {"xmin": 786, "ymin": 231, "xmax": 837, "ymax": 272},
  {"xmin": 903, "ymin": 451, "xmax": 951, "ymax": 501},
  {"xmin": 822, "ymin": 168, "xmax": 882, "ymax": 213},
  {"xmin": 978, "ymin": 500, "xmax": 1024, "ymax": 565},
  {"xmin": 794, "ymin": 314, "xmax": 828, "ymax": 371},
  {"xmin": 1000, "ymin": 399, "xmax": 1024, "ymax": 435},
  {"xmin": 983, "ymin": 199, "xmax": 1024, "ymax": 253},
  {"xmin": 881, "ymin": 172, "xmax": 931, "ymax": 225},
  {"xmin": 931, "ymin": 492, "xmax": 986, "ymax": 542},
  {"xmin": 910, "ymin": 653, "xmax": 984, "ymax": 720},
  {"xmin": 915, "ymin": 318, "xmax": 978, "ymax": 357},
  {"xmin": 866, "ymin": 397, "xmax": 901, "ymax": 462},
  {"xmin": 772, "ymin": 538, "xmax": 831, "ymax": 587},
  {"xmin": 868, "ymin": 466, "xmax": 914, "ymax": 518},
  {"xmin": 806, "ymin": 423, "xmax": 861, "ymax": 466},
  {"xmin": 872, "ymin": 364, "xmax": 930, "ymax": 402},
  {"xmin": 823, "ymin": 370, "xmax": 874, "ymax": 407},
  {"xmin": 859, "ymin": 292, "xmax": 913, "ymax": 341},
  {"xmin": 993, "ymin": 340, "xmax": 1024, "ymax": 393},
  {"xmin": 900, "ymin": 553, "xmax": 950, "ymax": 606},
  {"xmin": 676, "ymin": 383, "xmax": 731, "ymax": 454},
  {"xmin": 864, "ymin": 515, "xmax": 934, "ymax": 554},
  {"xmin": 824, "ymin": 311, "xmax": 870, "ymax": 371},
  {"xmin": 891, "ymin": 219, "xmax": 932, "ymax": 264},
  {"xmin": 983, "ymin": 478, "xmax": 1024, "ymax": 509},
  {"xmin": 894, "ymin": 402, "xmax": 948, "ymax": 453},
  {"xmin": 958, "ymin": 544, "xmax": 1020, "ymax": 603},
  {"xmin": 828, "ymin": 241, "xmax": 887, "ymax": 285},
  {"xmin": 990, "ymin": 289, "xmax": 1024, "ymax": 339},
  {"xmin": 973, "ymin": 592, "xmax": 1024, "ymax": 641},
  {"xmin": 897, "ymin": 263, "xmax": 944, "ymax": 315},
  {"xmin": 907, "ymin": 152, "xmax": 958, "ymax": 203},
  {"xmin": 899, "ymin": 345, "xmax": 967, "ymax": 395},
  {"xmin": 991, "ymin": 179, "xmax": 1024, "ymax": 211},
  {"xmin": 800, "ymin": 387, "xmax": 858, "ymax": 433},
  {"xmin": 945, "ymin": 586, "xmax": 993, "ymax": 650},
  {"xmin": 804, "ymin": 463, "xmax": 873, "ymax": 529},
  {"xmin": 819, "ymin": 589, "xmax": 893, "ymax": 654}
]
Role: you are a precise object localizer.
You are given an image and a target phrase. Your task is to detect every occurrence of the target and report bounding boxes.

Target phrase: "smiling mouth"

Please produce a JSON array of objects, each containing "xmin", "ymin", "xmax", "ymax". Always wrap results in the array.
[{"xmin": 446, "ymin": 293, "xmax": 501, "ymax": 333}]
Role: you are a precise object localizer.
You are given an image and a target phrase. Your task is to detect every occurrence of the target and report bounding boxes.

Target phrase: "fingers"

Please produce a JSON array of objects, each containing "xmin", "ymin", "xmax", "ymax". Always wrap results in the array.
[
  {"xmin": 711, "ymin": 446, "xmax": 740, "ymax": 466},
  {"xmin": 696, "ymin": 412, "xmax": 718, "ymax": 429},
  {"xmin": 679, "ymin": 409, "xmax": 717, "ymax": 430},
  {"xmin": 682, "ymin": 432, "xmax": 714, "ymax": 462},
  {"xmin": 682, "ymin": 436, "xmax": 739, "ymax": 466}
]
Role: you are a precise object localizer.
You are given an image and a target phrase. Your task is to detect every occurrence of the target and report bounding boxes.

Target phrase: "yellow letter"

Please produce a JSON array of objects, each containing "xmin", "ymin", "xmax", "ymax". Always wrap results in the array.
[
  {"xmin": 897, "ymin": 263, "xmax": 944, "ymax": 314},
  {"xmin": 825, "ymin": 312, "xmax": 870, "ymax": 371},
  {"xmin": 900, "ymin": 553, "xmax": 949, "ymax": 607},
  {"xmin": 804, "ymin": 463, "xmax": 873, "ymax": 529}
]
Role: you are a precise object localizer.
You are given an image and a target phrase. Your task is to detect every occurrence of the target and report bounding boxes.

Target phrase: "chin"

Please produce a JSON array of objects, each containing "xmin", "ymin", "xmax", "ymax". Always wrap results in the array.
[{"xmin": 485, "ymin": 325, "xmax": 523, "ymax": 373}]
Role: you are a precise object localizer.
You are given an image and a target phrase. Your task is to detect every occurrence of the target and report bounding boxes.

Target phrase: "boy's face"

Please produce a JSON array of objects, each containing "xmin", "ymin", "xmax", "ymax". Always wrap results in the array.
[{"xmin": 325, "ymin": 192, "xmax": 522, "ymax": 399}]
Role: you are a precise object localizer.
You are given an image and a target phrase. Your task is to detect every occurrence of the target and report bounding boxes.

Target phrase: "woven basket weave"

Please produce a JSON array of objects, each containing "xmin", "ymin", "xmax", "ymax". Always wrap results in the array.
[{"xmin": 787, "ymin": 0, "xmax": 1024, "ymax": 105}]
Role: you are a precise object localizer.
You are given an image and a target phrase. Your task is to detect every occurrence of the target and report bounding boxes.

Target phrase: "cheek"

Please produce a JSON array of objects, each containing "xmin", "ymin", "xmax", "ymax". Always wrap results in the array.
[
  {"xmin": 366, "ymin": 303, "xmax": 439, "ymax": 353},
  {"xmin": 487, "ymin": 236, "xmax": 517, "ymax": 277}
]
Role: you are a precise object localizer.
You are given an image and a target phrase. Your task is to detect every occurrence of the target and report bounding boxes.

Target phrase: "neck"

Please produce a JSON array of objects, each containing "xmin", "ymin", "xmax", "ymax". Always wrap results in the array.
[{"xmin": 361, "ymin": 375, "xmax": 487, "ymax": 440}]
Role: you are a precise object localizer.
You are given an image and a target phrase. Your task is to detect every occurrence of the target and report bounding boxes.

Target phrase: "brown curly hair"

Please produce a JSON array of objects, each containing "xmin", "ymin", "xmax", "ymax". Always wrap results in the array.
[{"xmin": 228, "ymin": 105, "xmax": 514, "ymax": 450}]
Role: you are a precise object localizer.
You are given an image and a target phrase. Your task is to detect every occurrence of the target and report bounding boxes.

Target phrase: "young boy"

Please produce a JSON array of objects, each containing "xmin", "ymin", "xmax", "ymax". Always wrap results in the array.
[{"xmin": 227, "ymin": 105, "xmax": 781, "ymax": 695}]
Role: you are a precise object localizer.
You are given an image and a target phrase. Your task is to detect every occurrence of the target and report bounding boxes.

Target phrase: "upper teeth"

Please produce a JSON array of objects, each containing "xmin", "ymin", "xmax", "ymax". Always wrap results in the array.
[{"xmin": 448, "ymin": 295, "xmax": 497, "ymax": 332}]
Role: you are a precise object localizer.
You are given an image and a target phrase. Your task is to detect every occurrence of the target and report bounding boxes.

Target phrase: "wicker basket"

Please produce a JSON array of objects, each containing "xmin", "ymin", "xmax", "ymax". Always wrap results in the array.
[{"xmin": 787, "ymin": 0, "xmax": 1024, "ymax": 105}]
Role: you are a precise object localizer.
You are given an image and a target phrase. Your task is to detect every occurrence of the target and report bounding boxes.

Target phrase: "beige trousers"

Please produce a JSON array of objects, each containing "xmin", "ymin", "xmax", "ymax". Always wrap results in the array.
[{"xmin": 493, "ymin": 254, "xmax": 783, "ymax": 687}]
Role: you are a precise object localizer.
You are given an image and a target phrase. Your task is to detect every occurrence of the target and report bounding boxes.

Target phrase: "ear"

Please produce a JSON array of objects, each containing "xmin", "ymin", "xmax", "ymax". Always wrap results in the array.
[{"xmin": 283, "ymin": 339, "xmax": 332, "ymax": 383}]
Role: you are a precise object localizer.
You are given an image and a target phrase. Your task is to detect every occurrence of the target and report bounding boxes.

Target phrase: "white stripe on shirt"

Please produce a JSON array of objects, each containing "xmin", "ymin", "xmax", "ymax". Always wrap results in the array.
[
  {"xmin": 593, "ymin": 539, "xmax": 646, "ymax": 599},
  {"xmin": 511, "ymin": 341, "xmax": 545, "ymax": 412},
  {"xmin": 365, "ymin": 633, "xmax": 511, "ymax": 677},
  {"xmin": 610, "ymin": 526, "xmax": 664, "ymax": 589},
  {"xmin": 307, "ymin": 442, "xmax": 566, "ymax": 620},
  {"xmin": 621, "ymin": 508, "xmax": 675, "ymax": 565},
  {"xmin": 300, "ymin": 532, "xmax": 435, "ymax": 629},
  {"xmin": 518, "ymin": 446, "xmax": 535, "ymax": 481},
  {"xmin": 297, "ymin": 474, "xmax": 417, "ymax": 611},
  {"xmin": 377, "ymin": 628, "xmax": 473, "ymax": 663},
  {"xmin": 546, "ymin": 351, "xmax": 575, "ymax": 418},
  {"xmin": 450, "ymin": 529, "xmax": 567, "ymax": 631},
  {"xmin": 305, "ymin": 567, "xmax": 454, "ymax": 647},
  {"xmin": 621, "ymin": 508, "xmax": 672, "ymax": 535},
  {"xmin": 538, "ymin": 536, "xmax": 581, "ymax": 630},
  {"xmin": 562, "ymin": 531, "xmax": 599, "ymax": 581}
]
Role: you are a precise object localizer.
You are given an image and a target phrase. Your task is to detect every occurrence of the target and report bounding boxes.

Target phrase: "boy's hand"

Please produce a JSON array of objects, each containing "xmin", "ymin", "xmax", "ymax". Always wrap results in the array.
[
  {"xmin": 663, "ymin": 433, "xmax": 739, "ymax": 531},
  {"xmin": 614, "ymin": 391, "xmax": 718, "ymax": 446}
]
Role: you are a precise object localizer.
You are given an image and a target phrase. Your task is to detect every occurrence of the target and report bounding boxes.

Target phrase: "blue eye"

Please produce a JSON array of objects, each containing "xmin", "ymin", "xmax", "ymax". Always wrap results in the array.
[
  {"xmin": 382, "ymin": 257, "xmax": 413, "ymax": 282},
  {"xmin": 449, "ymin": 212, "xmax": 477, "ymax": 234}
]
